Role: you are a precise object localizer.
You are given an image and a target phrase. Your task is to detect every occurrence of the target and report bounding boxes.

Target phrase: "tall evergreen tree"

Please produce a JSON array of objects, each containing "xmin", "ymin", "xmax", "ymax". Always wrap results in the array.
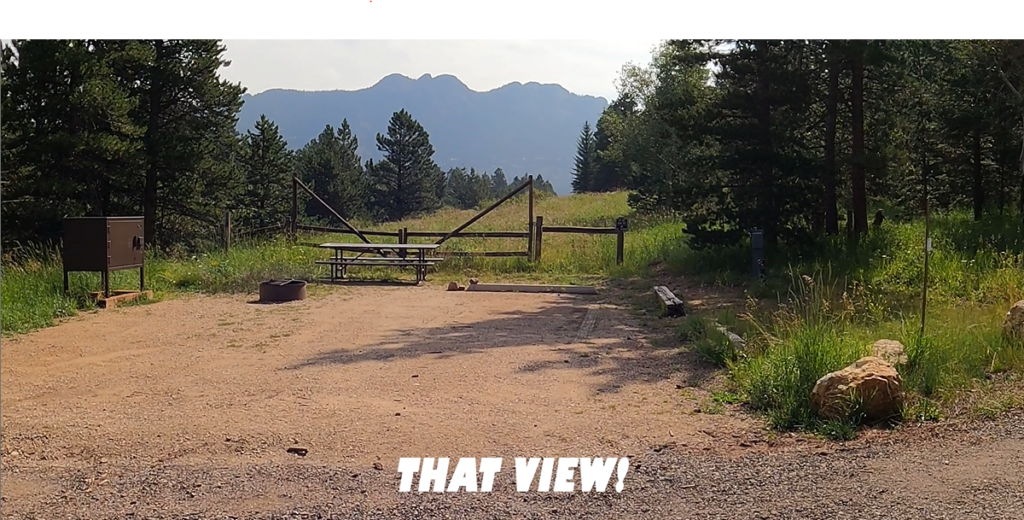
[
  {"xmin": 444, "ymin": 167, "xmax": 491, "ymax": 210},
  {"xmin": 571, "ymin": 121, "xmax": 598, "ymax": 193},
  {"xmin": 367, "ymin": 109, "xmax": 442, "ymax": 221},
  {"xmin": 128, "ymin": 39, "xmax": 246, "ymax": 247},
  {"xmin": 295, "ymin": 120, "xmax": 365, "ymax": 221},
  {"xmin": 489, "ymin": 167, "xmax": 509, "ymax": 197},
  {"xmin": 1, "ymin": 40, "xmax": 144, "ymax": 244},
  {"xmin": 591, "ymin": 104, "xmax": 628, "ymax": 192},
  {"xmin": 239, "ymin": 114, "xmax": 293, "ymax": 229},
  {"xmin": 534, "ymin": 174, "xmax": 557, "ymax": 195}
]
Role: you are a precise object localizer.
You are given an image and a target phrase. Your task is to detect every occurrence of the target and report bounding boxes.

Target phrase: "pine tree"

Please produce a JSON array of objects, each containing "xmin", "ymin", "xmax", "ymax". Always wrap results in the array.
[
  {"xmin": 239, "ymin": 114, "xmax": 293, "ymax": 229},
  {"xmin": 591, "ymin": 110, "xmax": 626, "ymax": 192},
  {"xmin": 534, "ymin": 174, "xmax": 557, "ymax": 195},
  {"xmin": 1, "ymin": 40, "xmax": 144, "ymax": 243},
  {"xmin": 571, "ymin": 121, "xmax": 598, "ymax": 193},
  {"xmin": 490, "ymin": 167, "xmax": 508, "ymax": 197},
  {"xmin": 295, "ymin": 120, "xmax": 365, "ymax": 221},
  {"xmin": 128, "ymin": 39, "xmax": 247, "ymax": 248},
  {"xmin": 367, "ymin": 109, "xmax": 442, "ymax": 221},
  {"xmin": 444, "ymin": 167, "xmax": 491, "ymax": 209}
]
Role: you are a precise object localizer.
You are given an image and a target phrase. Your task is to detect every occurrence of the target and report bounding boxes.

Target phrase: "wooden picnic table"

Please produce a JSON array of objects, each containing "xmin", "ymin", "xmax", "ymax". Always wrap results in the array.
[{"xmin": 315, "ymin": 243, "xmax": 443, "ymax": 283}]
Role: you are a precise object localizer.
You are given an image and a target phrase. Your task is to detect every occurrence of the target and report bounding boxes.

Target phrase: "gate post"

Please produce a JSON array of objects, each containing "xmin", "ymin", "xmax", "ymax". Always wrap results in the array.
[
  {"xmin": 534, "ymin": 216, "xmax": 544, "ymax": 263},
  {"xmin": 527, "ymin": 175, "xmax": 535, "ymax": 261}
]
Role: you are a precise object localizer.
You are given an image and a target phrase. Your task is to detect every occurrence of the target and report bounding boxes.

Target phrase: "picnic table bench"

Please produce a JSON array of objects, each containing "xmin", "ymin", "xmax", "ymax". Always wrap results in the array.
[{"xmin": 315, "ymin": 243, "xmax": 443, "ymax": 283}]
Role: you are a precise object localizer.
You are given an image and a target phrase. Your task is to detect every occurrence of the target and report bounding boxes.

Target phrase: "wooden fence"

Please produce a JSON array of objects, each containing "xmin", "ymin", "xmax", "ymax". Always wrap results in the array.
[{"xmin": 220, "ymin": 174, "xmax": 628, "ymax": 265}]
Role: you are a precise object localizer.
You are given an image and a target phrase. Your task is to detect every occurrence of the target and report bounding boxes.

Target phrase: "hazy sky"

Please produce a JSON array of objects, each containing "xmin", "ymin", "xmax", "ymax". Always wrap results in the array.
[{"xmin": 220, "ymin": 40, "xmax": 663, "ymax": 101}]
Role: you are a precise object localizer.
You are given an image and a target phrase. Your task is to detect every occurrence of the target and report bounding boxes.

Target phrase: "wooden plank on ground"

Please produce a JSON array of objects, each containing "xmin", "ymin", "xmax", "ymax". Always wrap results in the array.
[
  {"xmin": 653, "ymin": 285, "xmax": 685, "ymax": 317},
  {"xmin": 713, "ymin": 322, "xmax": 746, "ymax": 350},
  {"xmin": 465, "ymin": 283, "xmax": 598, "ymax": 295}
]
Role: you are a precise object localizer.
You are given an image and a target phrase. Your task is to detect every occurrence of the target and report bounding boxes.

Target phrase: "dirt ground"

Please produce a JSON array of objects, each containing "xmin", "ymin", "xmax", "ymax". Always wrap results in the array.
[{"xmin": 1, "ymin": 284, "xmax": 1022, "ymax": 519}]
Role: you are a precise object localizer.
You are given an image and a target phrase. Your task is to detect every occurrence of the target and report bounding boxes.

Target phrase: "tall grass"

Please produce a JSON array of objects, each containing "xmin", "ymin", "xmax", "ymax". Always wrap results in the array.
[
  {"xmin": 666, "ymin": 210, "xmax": 1023, "ymax": 308},
  {"xmin": 2, "ymin": 192, "xmax": 683, "ymax": 334},
  {"xmin": 720, "ymin": 268, "xmax": 1023, "ymax": 433}
]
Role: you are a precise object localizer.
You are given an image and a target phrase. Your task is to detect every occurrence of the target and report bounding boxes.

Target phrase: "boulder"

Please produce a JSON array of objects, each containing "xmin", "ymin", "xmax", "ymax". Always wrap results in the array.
[
  {"xmin": 1004, "ymin": 300, "xmax": 1024, "ymax": 341},
  {"xmin": 811, "ymin": 356, "xmax": 904, "ymax": 422},
  {"xmin": 871, "ymin": 339, "xmax": 907, "ymax": 365}
]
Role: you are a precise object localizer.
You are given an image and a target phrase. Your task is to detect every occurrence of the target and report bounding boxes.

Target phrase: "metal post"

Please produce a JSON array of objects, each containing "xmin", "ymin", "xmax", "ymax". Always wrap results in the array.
[
  {"xmin": 751, "ymin": 230, "xmax": 765, "ymax": 280},
  {"xmin": 920, "ymin": 160, "xmax": 930, "ymax": 339}
]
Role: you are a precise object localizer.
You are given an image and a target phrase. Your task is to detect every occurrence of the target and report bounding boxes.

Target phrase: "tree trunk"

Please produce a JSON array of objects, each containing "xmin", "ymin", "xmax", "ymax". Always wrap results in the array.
[
  {"xmin": 972, "ymin": 127, "xmax": 984, "ymax": 221},
  {"xmin": 143, "ymin": 40, "xmax": 164, "ymax": 248},
  {"xmin": 824, "ymin": 54, "xmax": 840, "ymax": 235},
  {"xmin": 850, "ymin": 48, "xmax": 868, "ymax": 235}
]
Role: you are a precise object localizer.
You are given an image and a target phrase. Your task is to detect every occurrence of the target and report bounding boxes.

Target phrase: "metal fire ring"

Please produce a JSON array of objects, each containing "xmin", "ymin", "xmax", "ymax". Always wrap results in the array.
[{"xmin": 258, "ymin": 279, "xmax": 308, "ymax": 302}]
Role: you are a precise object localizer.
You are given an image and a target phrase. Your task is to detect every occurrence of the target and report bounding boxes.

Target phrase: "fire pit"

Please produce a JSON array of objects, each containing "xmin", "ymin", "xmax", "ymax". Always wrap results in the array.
[{"xmin": 258, "ymin": 279, "xmax": 307, "ymax": 302}]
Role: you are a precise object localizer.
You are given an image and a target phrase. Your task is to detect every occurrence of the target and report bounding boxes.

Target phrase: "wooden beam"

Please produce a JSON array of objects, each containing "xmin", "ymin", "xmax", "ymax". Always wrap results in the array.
[
  {"xmin": 527, "ymin": 175, "xmax": 535, "ymax": 261},
  {"xmin": 713, "ymin": 321, "xmax": 746, "ymax": 351},
  {"xmin": 435, "ymin": 176, "xmax": 533, "ymax": 246},
  {"xmin": 465, "ymin": 283, "xmax": 598, "ymax": 295},
  {"xmin": 295, "ymin": 224, "xmax": 400, "ymax": 238},
  {"xmin": 653, "ymin": 286, "xmax": 685, "ymax": 317},
  {"xmin": 543, "ymin": 226, "xmax": 618, "ymax": 235},
  {"xmin": 439, "ymin": 251, "xmax": 529, "ymax": 257},
  {"xmin": 292, "ymin": 176, "xmax": 378, "ymax": 247},
  {"xmin": 291, "ymin": 176, "xmax": 298, "ymax": 238},
  {"xmin": 224, "ymin": 209, "xmax": 232, "ymax": 251},
  {"xmin": 616, "ymin": 227, "xmax": 625, "ymax": 265},
  {"xmin": 405, "ymin": 231, "xmax": 530, "ymax": 239},
  {"xmin": 534, "ymin": 216, "xmax": 544, "ymax": 262}
]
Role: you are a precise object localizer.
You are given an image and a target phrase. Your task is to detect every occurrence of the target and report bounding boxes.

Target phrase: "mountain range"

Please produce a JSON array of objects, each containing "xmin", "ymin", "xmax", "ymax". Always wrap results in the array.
[{"xmin": 236, "ymin": 73, "xmax": 609, "ymax": 195}]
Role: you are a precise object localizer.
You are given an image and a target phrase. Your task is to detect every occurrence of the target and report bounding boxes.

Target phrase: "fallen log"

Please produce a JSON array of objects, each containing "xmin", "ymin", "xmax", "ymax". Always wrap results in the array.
[
  {"xmin": 465, "ymin": 283, "xmax": 598, "ymax": 295},
  {"xmin": 712, "ymin": 321, "xmax": 746, "ymax": 350},
  {"xmin": 653, "ymin": 285, "xmax": 685, "ymax": 317}
]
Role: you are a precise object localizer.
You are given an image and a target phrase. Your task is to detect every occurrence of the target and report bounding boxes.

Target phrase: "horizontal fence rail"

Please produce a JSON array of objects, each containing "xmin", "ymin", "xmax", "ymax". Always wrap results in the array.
[
  {"xmin": 296, "ymin": 224, "xmax": 400, "ymax": 238},
  {"xmin": 542, "ymin": 226, "xmax": 618, "ymax": 235}
]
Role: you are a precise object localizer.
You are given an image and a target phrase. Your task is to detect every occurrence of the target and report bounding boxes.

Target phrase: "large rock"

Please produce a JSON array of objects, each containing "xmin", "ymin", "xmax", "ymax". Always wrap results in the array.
[
  {"xmin": 811, "ymin": 356, "xmax": 904, "ymax": 422},
  {"xmin": 1004, "ymin": 300, "xmax": 1024, "ymax": 341},
  {"xmin": 871, "ymin": 339, "xmax": 907, "ymax": 365}
]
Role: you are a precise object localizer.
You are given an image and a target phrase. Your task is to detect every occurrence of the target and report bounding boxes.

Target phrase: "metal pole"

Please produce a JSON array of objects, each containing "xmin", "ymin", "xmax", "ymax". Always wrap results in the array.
[{"xmin": 920, "ymin": 160, "xmax": 930, "ymax": 339}]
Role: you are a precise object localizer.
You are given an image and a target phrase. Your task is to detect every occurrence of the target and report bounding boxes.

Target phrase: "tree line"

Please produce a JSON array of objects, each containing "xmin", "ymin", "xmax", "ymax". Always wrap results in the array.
[
  {"xmin": 0, "ymin": 40, "xmax": 555, "ymax": 251},
  {"xmin": 571, "ymin": 40, "xmax": 1024, "ymax": 248}
]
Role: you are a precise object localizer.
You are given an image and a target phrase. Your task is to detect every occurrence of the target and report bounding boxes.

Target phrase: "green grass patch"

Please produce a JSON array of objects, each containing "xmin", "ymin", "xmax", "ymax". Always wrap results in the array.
[
  {"xmin": 2, "ymin": 192, "xmax": 686, "ymax": 334},
  {"xmin": 721, "ymin": 268, "xmax": 1023, "ymax": 433}
]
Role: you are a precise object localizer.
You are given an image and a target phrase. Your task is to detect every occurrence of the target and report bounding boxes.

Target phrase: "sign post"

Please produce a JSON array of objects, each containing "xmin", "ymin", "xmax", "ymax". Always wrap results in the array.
[{"xmin": 751, "ymin": 230, "xmax": 765, "ymax": 281}]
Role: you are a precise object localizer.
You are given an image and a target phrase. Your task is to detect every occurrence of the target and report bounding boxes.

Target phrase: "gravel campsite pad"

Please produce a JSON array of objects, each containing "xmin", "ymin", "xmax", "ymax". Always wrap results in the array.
[{"xmin": 1, "ymin": 286, "xmax": 1021, "ymax": 519}]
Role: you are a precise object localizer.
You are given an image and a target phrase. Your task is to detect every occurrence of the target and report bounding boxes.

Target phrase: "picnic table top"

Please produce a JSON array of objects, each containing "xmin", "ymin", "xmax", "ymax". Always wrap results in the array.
[{"xmin": 318, "ymin": 242, "xmax": 441, "ymax": 250}]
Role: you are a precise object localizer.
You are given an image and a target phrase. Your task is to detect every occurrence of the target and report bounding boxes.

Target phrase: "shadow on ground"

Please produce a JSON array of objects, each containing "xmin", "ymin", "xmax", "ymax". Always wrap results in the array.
[{"xmin": 284, "ymin": 293, "xmax": 723, "ymax": 394}]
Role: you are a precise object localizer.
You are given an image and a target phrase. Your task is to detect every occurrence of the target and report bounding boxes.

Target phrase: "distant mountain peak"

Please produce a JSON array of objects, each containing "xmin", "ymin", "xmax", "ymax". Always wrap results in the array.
[
  {"xmin": 373, "ymin": 73, "xmax": 415, "ymax": 88},
  {"xmin": 237, "ymin": 73, "xmax": 609, "ymax": 194}
]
